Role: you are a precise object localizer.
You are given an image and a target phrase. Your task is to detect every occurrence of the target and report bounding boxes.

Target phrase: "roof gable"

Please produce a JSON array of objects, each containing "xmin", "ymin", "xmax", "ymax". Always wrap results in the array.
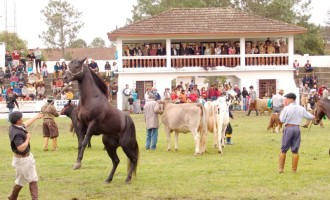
[{"xmin": 108, "ymin": 8, "xmax": 306, "ymax": 40}]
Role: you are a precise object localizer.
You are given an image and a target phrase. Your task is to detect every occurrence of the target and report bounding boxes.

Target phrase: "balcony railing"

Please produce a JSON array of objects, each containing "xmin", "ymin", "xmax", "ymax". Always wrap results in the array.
[{"xmin": 122, "ymin": 54, "xmax": 289, "ymax": 69}]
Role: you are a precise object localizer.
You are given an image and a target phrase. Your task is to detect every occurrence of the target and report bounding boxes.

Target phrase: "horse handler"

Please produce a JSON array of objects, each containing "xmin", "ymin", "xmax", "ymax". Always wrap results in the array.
[
  {"xmin": 278, "ymin": 93, "xmax": 314, "ymax": 173},
  {"xmin": 8, "ymin": 111, "xmax": 43, "ymax": 200},
  {"xmin": 41, "ymin": 96, "xmax": 60, "ymax": 151}
]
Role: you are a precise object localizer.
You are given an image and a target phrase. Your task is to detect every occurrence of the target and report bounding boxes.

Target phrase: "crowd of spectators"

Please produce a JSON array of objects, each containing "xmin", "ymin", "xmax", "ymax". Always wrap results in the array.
[{"xmin": 122, "ymin": 38, "xmax": 288, "ymax": 57}]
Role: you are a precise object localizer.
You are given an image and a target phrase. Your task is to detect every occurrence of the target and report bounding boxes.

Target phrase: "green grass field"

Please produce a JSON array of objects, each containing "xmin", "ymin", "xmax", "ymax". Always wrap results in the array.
[{"xmin": 0, "ymin": 112, "xmax": 329, "ymax": 200}]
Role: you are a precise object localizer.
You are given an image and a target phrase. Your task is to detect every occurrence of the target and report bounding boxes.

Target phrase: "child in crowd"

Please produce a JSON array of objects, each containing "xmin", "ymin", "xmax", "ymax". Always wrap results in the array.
[
  {"xmin": 41, "ymin": 62, "xmax": 48, "ymax": 78},
  {"xmin": 27, "ymin": 65, "xmax": 33, "ymax": 76},
  {"xmin": 128, "ymin": 95, "xmax": 134, "ymax": 113}
]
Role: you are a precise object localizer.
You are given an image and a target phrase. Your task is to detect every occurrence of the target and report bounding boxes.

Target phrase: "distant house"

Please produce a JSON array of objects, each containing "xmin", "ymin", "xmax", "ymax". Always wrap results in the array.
[
  {"xmin": 41, "ymin": 47, "xmax": 116, "ymax": 61},
  {"xmin": 108, "ymin": 7, "xmax": 306, "ymax": 110}
]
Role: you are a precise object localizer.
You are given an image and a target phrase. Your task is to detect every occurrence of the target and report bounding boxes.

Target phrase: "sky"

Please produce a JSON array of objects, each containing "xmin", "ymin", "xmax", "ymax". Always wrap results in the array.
[{"xmin": 0, "ymin": 0, "xmax": 329, "ymax": 49}]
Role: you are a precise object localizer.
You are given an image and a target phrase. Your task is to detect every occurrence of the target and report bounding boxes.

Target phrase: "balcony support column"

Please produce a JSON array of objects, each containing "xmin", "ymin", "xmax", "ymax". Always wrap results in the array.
[
  {"xmin": 166, "ymin": 38, "xmax": 171, "ymax": 70},
  {"xmin": 240, "ymin": 37, "xmax": 246, "ymax": 67},
  {"xmin": 288, "ymin": 36, "xmax": 294, "ymax": 67}
]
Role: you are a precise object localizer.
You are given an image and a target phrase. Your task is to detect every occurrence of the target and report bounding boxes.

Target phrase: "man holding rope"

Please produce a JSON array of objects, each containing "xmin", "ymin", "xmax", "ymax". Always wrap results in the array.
[{"xmin": 8, "ymin": 111, "xmax": 43, "ymax": 200}]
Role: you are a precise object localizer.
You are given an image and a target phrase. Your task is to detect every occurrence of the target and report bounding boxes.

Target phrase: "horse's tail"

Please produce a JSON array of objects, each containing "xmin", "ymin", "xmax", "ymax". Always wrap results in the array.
[{"xmin": 125, "ymin": 115, "xmax": 139, "ymax": 177}]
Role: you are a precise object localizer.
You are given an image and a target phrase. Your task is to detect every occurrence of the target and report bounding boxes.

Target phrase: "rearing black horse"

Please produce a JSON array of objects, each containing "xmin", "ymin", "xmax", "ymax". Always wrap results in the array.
[{"xmin": 62, "ymin": 58, "xmax": 139, "ymax": 184}]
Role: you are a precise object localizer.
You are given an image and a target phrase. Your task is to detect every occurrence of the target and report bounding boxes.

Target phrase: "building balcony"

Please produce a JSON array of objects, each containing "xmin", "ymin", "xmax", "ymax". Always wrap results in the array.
[{"xmin": 120, "ymin": 54, "xmax": 290, "ymax": 72}]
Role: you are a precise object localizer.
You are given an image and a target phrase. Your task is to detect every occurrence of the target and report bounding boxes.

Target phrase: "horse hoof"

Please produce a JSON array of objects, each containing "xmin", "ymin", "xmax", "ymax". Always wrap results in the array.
[
  {"xmin": 104, "ymin": 180, "xmax": 111, "ymax": 184},
  {"xmin": 194, "ymin": 152, "xmax": 200, "ymax": 156},
  {"xmin": 125, "ymin": 180, "xmax": 131, "ymax": 185},
  {"xmin": 175, "ymin": 149, "xmax": 178, "ymax": 152},
  {"xmin": 73, "ymin": 163, "xmax": 81, "ymax": 170},
  {"xmin": 167, "ymin": 149, "xmax": 171, "ymax": 151},
  {"xmin": 218, "ymin": 150, "xmax": 223, "ymax": 154}
]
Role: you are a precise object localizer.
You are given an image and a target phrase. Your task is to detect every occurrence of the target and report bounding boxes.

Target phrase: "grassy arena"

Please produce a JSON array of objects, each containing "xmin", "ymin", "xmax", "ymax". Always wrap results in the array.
[{"xmin": 0, "ymin": 112, "xmax": 329, "ymax": 200}]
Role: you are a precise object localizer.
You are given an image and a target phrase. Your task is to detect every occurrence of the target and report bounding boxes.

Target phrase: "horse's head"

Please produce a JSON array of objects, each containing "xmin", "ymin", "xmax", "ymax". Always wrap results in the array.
[
  {"xmin": 63, "ymin": 58, "xmax": 86, "ymax": 83},
  {"xmin": 60, "ymin": 100, "xmax": 77, "ymax": 117}
]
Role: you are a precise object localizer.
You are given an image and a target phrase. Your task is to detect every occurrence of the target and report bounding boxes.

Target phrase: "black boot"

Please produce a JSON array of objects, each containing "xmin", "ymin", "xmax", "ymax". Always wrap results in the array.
[
  {"xmin": 8, "ymin": 185, "xmax": 23, "ymax": 200},
  {"xmin": 256, "ymin": 110, "xmax": 259, "ymax": 116},
  {"xmin": 246, "ymin": 110, "xmax": 251, "ymax": 116},
  {"xmin": 29, "ymin": 181, "xmax": 38, "ymax": 200}
]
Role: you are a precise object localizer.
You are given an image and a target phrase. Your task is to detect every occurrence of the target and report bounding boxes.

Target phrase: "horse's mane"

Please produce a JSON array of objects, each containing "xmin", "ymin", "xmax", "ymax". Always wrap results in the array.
[{"xmin": 85, "ymin": 64, "xmax": 109, "ymax": 98}]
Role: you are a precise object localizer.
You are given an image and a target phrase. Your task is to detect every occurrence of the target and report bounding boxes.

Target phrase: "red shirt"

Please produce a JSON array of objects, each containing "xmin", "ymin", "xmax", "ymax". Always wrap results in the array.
[
  {"xmin": 208, "ymin": 88, "xmax": 216, "ymax": 97},
  {"xmin": 171, "ymin": 92, "xmax": 178, "ymax": 100},
  {"xmin": 189, "ymin": 93, "xmax": 198, "ymax": 102},
  {"xmin": 12, "ymin": 51, "xmax": 20, "ymax": 60}
]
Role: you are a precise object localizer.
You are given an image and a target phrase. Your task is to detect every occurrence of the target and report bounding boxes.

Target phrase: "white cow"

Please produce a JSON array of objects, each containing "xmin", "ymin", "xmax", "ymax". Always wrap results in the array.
[
  {"xmin": 204, "ymin": 96, "xmax": 230, "ymax": 154},
  {"xmin": 161, "ymin": 102, "xmax": 208, "ymax": 155}
]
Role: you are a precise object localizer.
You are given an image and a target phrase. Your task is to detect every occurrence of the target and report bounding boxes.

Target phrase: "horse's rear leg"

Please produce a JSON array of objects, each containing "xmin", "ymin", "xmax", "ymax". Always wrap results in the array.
[
  {"xmin": 121, "ymin": 141, "xmax": 139, "ymax": 184},
  {"xmin": 103, "ymin": 136, "xmax": 120, "ymax": 184}
]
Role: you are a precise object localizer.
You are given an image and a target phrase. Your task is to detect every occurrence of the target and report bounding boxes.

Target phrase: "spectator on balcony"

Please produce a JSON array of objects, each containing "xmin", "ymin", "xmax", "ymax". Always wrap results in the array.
[
  {"xmin": 27, "ymin": 84, "xmax": 36, "ymax": 100},
  {"xmin": 265, "ymin": 37, "xmax": 271, "ymax": 46},
  {"xmin": 36, "ymin": 83, "xmax": 46, "ymax": 100},
  {"xmin": 274, "ymin": 42, "xmax": 280, "ymax": 53},
  {"xmin": 128, "ymin": 45, "xmax": 137, "ymax": 56},
  {"xmin": 26, "ymin": 49, "xmax": 35, "ymax": 73},
  {"xmin": 10, "ymin": 72, "xmax": 19, "ymax": 87},
  {"xmin": 180, "ymin": 43, "xmax": 190, "ymax": 55},
  {"xmin": 54, "ymin": 62, "xmax": 61, "ymax": 79},
  {"xmin": 304, "ymin": 60, "xmax": 313, "ymax": 74},
  {"xmin": 194, "ymin": 44, "xmax": 201, "ymax": 55},
  {"xmin": 149, "ymin": 44, "xmax": 157, "ymax": 56},
  {"xmin": 0, "ymin": 67, "xmax": 4, "ymax": 84},
  {"xmin": 228, "ymin": 45, "xmax": 236, "ymax": 55},
  {"xmin": 267, "ymin": 43, "xmax": 275, "ymax": 54},
  {"xmin": 157, "ymin": 44, "xmax": 166, "ymax": 56},
  {"xmin": 41, "ymin": 62, "xmax": 48, "ymax": 78},
  {"xmin": 221, "ymin": 43, "xmax": 229, "ymax": 55},
  {"xmin": 12, "ymin": 49, "xmax": 20, "ymax": 67},
  {"xmin": 259, "ymin": 42, "xmax": 266, "ymax": 54},
  {"xmin": 204, "ymin": 44, "xmax": 212, "ymax": 55},
  {"xmin": 214, "ymin": 43, "xmax": 221, "ymax": 55},
  {"xmin": 170, "ymin": 44, "xmax": 177, "ymax": 56},
  {"xmin": 5, "ymin": 51, "xmax": 13, "ymax": 70},
  {"xmin": 234, "ymin": 42, "xmax": 240, "ymax": 54},
  {"xmin": 123, "ymin": 45, "xmax": 129, "ymax": 56},
  {"xmin": 279, "ymin": 40, "xmax": 288, "ymax": 53},
  {"xmin": 142, "ymin": 45, "xmax": 150, "ymax": 56},
  {"xmin": 245, "ymin": 42, "xmax": 251, "ymax": 54}
]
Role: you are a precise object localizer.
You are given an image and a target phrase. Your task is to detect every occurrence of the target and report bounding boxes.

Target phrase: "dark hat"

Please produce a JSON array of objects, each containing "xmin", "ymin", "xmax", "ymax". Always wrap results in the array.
[
  {"xmin": 284, "ymin": 93, "xmax": 296, "ymax": 100},
  {"xmin": 9, "ymin": 111, "xmax": 23, "ymax": 124}
]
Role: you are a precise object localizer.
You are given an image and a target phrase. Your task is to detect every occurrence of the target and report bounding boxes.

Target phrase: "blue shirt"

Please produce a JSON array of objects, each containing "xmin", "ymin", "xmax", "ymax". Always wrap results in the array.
[{"xmin": 279, "ymin": 102, "xmax": 314, "ymax": 125}]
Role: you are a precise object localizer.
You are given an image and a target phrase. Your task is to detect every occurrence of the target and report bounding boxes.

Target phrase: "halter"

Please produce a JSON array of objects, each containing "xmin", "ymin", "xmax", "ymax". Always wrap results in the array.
[{"xmin": 67, "ymin": 65, "xmax": 84, "ymax": 79}]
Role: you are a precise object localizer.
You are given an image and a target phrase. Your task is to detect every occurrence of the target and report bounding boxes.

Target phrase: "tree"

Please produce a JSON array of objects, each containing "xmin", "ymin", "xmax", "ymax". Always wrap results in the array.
[
  {"xmin": 0, "ymin": 31, "xmax": 27, "ymax": 52},
  {"xmin": 69, "ymin": 39, "xmax": 88, "ymax": 48},
  {"xmin": 40, "ymin": 0, "xmax": 84, "ymax": 59},
  {"xmin": 89, "ymin": 37, "xmax": 106, "ymax": 48},
  {"xmin": 130, "ymin": 0, "xmax": 233, "ymax": 23},
  {"xmin": 129, "ymin": 0, "xmax": 324, "ymax": 55}
]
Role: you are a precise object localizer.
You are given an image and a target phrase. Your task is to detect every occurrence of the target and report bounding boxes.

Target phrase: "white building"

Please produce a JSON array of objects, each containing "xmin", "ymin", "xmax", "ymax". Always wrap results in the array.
[{"xmin": 107, "ymin": 8, "xmax": 306, "ymax": 110}]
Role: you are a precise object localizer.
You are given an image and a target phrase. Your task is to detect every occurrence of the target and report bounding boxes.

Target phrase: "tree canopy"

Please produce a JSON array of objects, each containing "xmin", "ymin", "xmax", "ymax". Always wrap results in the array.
[
  {"xmin": 0, "ymin": 31, "xmax": 27, "ymax": 52},
  {"xmin": 89, "ymin": 37, "xmax": 106, "ymax": 48},
  {"xmin": 40, "ymin": 0, "xmax": 84, "ymax": 59},
  {"xmin": 69, "ymin": 39, "xmax": 88, "ymax": 48},
  {"xmin": 129, "ymin": 0, "xmax": 326, "ymax": 55}
]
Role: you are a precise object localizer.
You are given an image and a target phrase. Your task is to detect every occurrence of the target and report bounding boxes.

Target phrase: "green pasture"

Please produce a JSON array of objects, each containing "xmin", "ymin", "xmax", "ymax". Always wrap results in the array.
[{"xmin": 0, "ymin": 112, "xmax": 329, "ymax": 200}]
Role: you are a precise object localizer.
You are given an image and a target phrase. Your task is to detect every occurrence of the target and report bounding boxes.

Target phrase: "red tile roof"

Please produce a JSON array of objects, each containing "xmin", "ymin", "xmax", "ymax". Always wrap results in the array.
[
  {"xmin": 41, "ymin": 47, "xmax": 116, "ymax": 61},
  {"xmin": 108, "ymin": 8, "xmax": 306, "ymax": 41}
]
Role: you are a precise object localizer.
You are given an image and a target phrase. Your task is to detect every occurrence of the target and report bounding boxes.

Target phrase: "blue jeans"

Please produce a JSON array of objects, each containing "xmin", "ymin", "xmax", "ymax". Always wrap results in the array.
[
  {"xmin": 146, "ymin": 128, "xmax": 158, "ymax": 150},
  {"xmin": 242, "ymin": 97, "xmax": 247, "ymax": 111}
]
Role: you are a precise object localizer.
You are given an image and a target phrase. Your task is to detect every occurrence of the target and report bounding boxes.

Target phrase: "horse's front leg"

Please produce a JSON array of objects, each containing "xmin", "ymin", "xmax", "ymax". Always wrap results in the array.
[
  {"xmin": 73, "ymin": 127, "xmax": 86, "ymax": 170},
  {"xmin": 74, "ymin": 121, "xmax": 96, "ymax": 170}
]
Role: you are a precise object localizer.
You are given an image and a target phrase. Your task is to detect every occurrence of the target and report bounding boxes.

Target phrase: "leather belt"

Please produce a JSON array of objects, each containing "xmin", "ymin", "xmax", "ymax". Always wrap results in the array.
[
  {"xmin": 285, "ymin": 124, "xmax": 298, "ymax": 127},
  {"xmin": 14, "ymin": 153, "xmax": 30, "ymax": 158}
]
